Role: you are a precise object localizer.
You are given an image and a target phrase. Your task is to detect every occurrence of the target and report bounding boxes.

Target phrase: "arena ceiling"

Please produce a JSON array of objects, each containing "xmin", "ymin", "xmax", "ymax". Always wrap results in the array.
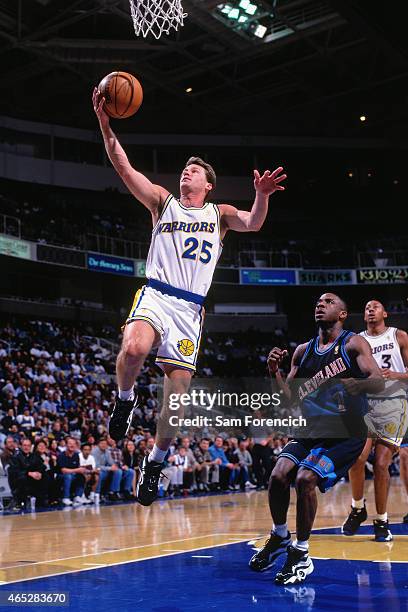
[{"xmin": 1, "ymin": 0, "xmax": 408, "ymax": 138}]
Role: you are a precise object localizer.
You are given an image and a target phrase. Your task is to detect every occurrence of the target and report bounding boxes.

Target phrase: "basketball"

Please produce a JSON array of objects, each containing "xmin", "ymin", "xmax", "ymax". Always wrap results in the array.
[{"xmin": 98, "ymin": 71, "xmax": 143, "ymax": 119}]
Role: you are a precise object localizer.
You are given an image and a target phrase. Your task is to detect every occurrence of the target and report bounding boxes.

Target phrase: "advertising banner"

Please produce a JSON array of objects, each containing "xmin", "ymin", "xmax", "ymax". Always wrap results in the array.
[
  {"xmin": 87, "ymin": 253, "xmax": 135, "ymax": 276},
  {"xmin": 357, "ymin": 267, "xmax": 408, "ymax": 284},
  {"xmin": 0, "ymin": 235, "xmax": 31, "ymax": 260},
  {"xmin": 240, "ymin": 268, "xmax": 296, "ymax": 285},
  {"xmin": 299, "ymin": 269, "xmax": 356, "ymax": 285}
]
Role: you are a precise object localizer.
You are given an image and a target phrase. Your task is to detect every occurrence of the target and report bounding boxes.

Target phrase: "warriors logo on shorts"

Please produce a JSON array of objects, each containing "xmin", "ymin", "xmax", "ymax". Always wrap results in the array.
[
  {"xmin": 385, "ymin": 421, "xmax": 397, "ymax": 435},
  {"xmin": 177, "ymin": 338, "xmax": 194, "ymax": 357}
]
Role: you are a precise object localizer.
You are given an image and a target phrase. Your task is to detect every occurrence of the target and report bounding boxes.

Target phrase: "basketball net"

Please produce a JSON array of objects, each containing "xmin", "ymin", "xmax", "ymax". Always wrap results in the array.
[{"xmin": 129, "ymin": 0, "xmax": 187, "ymax": 39}]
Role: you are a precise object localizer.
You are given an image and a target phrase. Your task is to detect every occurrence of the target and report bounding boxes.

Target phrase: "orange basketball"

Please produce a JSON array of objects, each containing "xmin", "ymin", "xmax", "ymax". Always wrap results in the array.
[{"xmin": 98, "ymin": 71, "xmax": 143, "ymax": 119}]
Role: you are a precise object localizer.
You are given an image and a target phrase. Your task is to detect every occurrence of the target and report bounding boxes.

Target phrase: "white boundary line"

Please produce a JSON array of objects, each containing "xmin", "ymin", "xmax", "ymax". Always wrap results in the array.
[
  {"xmin": 0, "ymin": 537, "xmax": 253, "ymax": 586},
  {"xmin": 0, "ymin": 534, "xmax": 235, "ymax": 572},
  {"xmin": 3, "ymin": 523, "xmax": 407, "ymax": 585}
]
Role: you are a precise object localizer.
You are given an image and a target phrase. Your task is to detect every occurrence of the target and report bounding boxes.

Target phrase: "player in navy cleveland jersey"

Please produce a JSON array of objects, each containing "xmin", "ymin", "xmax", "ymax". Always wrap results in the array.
[{"xmin": 249, "ymin": 293, "xmax": 384, "ymax": 586}]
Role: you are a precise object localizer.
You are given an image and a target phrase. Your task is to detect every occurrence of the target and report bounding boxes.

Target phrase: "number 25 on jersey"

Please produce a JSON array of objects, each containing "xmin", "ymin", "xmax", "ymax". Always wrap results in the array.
[{"xmin": 182, "ymin": 238, "xmax": 213, "ymax": 264}]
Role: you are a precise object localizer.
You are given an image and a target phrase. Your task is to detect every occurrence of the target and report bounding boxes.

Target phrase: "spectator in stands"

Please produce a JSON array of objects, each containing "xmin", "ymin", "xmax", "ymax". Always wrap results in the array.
[
  {"xmin": 180, "ymin": 437, "xmax": 197, "ymax": 463},
  {"xmin": 180, "ymin": 437, "xmax": 197, "ymax": 486},
  {"xmin": 168, "ymin": 447, "xmax": 191, "ymax": 496},
  {"xmin": 1, "ymin": 408, "xmax": 16, "ymax": 433},
  {"xmin": 122, "ymin": 440, "xmax": 139, "ymax": 496},
  {"xmin": 223, "ymin": 439, "xmax": 241, "ymax": 490},
  {"xmin": 8, "ymin": 424, "xmax": 23, "ymax": 444},
  {"xmin": 146, "ymin": 437, "xmax": 155, "ymax": 454},
  {"xmin": 209, "ymin": 436, "xmax": 236, "ymax": 491},
  {"xmin": 135, "ymin": 439, "xmax": 147, "ymax": 462},
  {"xmin": 91, "ymin": 438, "xmax": 122, "ymax": 502},
  {"xmin": 57, "ymin": 436, "xmax": 86, "ymax": 506},
  {"xmin": 0, "ymin": 436, "xmax": 17, "ymax": 471},
  {"xmin": 234, "ymin": 436, "xmax": 256, "ymax": 489},
  {"xmin": 8, "ymin": 438, "xmax": 47, "ymax": 509},
  {"xmin": 49, "ymin": 439, "xmax": 59, "ymax": 464},
  {"xmin": 57, "ymin": 438, "xmax": 67, "ymax": 453},
  {"xmin": 78, "ymin": 443, "xmax": 97, "ymax": 503},
  {"xmin": 16, "ymin": 408, "xmax": 35, "ymax": 434},
  {"xmin": 107, "ymin": 437, "xmax": 135, "ymax": 500},
  {"xmin": 194, "ymin": 438, "xmax": 219, "ymax": 491},
  {"xmin": 34, "ymin": 439, "xmax": 58, "ymax": 504},
  {"xmin": 51, "ymin": 421, "xmax": 65, "ymax": 442}
]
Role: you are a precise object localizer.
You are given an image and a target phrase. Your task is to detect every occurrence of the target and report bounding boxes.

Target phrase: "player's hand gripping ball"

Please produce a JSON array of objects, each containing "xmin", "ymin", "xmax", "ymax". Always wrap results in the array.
[{"xmin": 97, "ymin": 71, "xmax": 143, "ymax": 119}]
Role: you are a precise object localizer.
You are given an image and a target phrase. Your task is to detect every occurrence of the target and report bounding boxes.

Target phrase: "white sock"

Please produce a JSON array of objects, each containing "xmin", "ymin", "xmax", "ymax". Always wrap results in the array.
[
  {"xmin": 352, "ymin": 498, "xmax": 365, "ymax": 510},
  {"xmin": 293, "ymin": 538, "xmax": 309, "ymax": 552},
  {"xmin": 376, "ymin": 512, "xmax": 387, "ymax": 522},
  {"xmin": 118, "ymin": 387, "xmax": 134, "ymax": 401},
  {"xmin": 148, "ymin": 444, "xmax": 167, "ymax": 463},
  {"xmin": 273, "ymin": 523, "xmax": 288, "ymax": 538}
]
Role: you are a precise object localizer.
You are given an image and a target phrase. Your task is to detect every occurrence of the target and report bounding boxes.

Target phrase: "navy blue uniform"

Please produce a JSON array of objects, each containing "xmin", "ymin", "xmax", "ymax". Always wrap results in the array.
[{"xmin": 279, "ymin": 330, "xmax": 367, "ymax": 492}]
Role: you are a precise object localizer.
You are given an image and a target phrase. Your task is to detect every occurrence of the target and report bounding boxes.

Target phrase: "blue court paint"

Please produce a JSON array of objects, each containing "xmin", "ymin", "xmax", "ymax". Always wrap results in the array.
[
  {"xmin": 313, "ymin": 523, "xmax": 408, "ymax": 536},
  {"xmin": 1, "ymin": 526, "xmax": 407, "ymax": 612}
]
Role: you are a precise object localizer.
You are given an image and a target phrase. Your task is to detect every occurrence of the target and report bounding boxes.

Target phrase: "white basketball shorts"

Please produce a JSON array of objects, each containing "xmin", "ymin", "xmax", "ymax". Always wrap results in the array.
[
  {"xmin": 124, "ymin": 282, "xmax": 204, "ymax": 372},
  {"xmin": 364, "ymin": 396, "xmax": 408, "ymax": 447}
]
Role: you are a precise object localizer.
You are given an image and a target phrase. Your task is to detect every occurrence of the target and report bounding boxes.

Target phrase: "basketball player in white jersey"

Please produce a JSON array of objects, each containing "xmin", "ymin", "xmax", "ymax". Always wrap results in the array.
[
  {"xmin": 342, "ymin": 300, "xmax": 408, "ymax": 541},
  {"xmin": 92, "ymin": 88, "xmax": 287, "ymax": 505}
]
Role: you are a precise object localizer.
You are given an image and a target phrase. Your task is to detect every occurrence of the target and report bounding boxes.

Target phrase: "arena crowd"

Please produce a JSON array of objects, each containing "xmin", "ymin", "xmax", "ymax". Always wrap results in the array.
[{"xmin": 0, "ymin": 318, "xmax": 292, "ymax": 511}]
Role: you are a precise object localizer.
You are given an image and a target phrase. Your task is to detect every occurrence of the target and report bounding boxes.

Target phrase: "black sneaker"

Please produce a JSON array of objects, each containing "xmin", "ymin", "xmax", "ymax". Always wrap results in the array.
[
  {"xmin": 123, "ymin": 491, "xmax": 136, "ymax": 501},
  {"xmin": 275, "ymin": 545, "xmax": 314, "ymax": 585},
  {"xmin": 342, "ymin": 504, "xmax": 367, "ymax": 536},
  {"xmin": 5, "ymin": 498, "xmax": 24, "ymax": 513},
  {"xmin": 373, "ymin": 519, "xmax": 393, "ymax": 542},
  {"xmin": 109, "ymin": 396, "xmax": 138, "ymax": 442},
  {"xmin": 136, "ymin": 456, "xmax": 163, "ymax": 506},
  {"xmin": 249, "ymin": 531, "xmax": 291, "ymax": 572},
  {"xmin": 107, "ymin": 492, "xmax": 121, "ymax": 502},
  {"xmin": 403, "ymin": 513, "xmax": 408, "ymax": 524}
]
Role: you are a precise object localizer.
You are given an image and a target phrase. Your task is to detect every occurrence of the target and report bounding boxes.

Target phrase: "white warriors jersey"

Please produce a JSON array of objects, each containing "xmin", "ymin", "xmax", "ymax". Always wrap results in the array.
[
  {"xmin": 360, "ymin": 327, "xmax": 407, "ymax": 398},
  {"xmin": 146, "ymin": 194, "xmax": 223, "ymax": 297}
]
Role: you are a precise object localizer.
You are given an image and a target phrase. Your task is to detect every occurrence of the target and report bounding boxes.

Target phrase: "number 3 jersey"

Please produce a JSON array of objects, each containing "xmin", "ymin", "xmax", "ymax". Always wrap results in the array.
[
  {"xmin": 360, "ymin": 327, "xmax": 407, "ymax": 399},
  {"xmin": 146, "ymin": 194, "xmax": 223, "ymax": 297}
]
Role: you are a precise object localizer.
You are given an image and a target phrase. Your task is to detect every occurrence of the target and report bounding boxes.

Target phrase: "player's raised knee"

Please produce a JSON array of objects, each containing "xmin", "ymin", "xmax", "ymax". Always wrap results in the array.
[
  {"xmin": 121, "ymin": 336, "xmax": 150, "ymax": 360},
  {"xmin": 269, "ymin": 466, "xmax": 290, "ymax": 489},
  {"xmin": 374, "ymin": 453, "xmax": 393, "ymax": 472},
  {"xmin": 295, "ymin": 469, "xmax": 318, "ymax": 490}
]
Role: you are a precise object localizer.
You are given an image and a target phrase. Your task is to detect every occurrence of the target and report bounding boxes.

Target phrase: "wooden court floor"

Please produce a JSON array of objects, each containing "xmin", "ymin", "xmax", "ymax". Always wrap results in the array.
[{"xmin": 1, "ymin": 478, "xmax": 407, "ymax": 586}]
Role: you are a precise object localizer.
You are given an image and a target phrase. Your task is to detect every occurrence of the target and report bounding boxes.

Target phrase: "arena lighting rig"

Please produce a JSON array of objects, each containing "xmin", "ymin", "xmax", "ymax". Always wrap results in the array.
[{"xmin": 212, "ymin": 0, "xmax": 340, "ymax": 43}]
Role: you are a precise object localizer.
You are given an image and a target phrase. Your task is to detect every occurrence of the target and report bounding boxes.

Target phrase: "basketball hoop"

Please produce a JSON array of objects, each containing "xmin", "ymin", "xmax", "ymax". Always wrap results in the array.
[{"xmin": 129, "ymin": 0, "xmax": 187, "ymax": 39}]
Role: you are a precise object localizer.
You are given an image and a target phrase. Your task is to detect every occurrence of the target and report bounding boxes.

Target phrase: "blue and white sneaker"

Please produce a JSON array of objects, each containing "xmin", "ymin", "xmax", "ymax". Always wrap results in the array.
[
  {"xmin": 249, "ymin": 531, "xmax": 291, "ymax": 572},
  {"xmin": 275, "ymin": 545, "xmax": 314, "ymax": 585},
  {"xmin": 373, "ymin": 519, "xmax": 393, "ymax": 542}
]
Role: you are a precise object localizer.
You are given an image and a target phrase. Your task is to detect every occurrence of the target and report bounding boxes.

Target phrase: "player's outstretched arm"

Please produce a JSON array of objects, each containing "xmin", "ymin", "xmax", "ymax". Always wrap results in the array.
[
  {"xmin": 343, "ymin": 335, "xmax": 385, "ymax": 395},
  {"xmin": 92, "ymin": 88, "xmax": 168, "ymax": 214},
  {"xmin": 219, "ymin": 167, "xmax": 286, "ymax": 236}
]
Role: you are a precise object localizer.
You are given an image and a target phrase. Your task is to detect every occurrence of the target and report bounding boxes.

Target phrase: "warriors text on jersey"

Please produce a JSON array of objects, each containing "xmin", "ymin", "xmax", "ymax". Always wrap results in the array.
[
  {"xmin": 360, "ymin": 327, "xmax": 407, "ymax": 399},
  {"xmin": 146, "ymin": 194, "xmax": 223, "ymax": 297}
]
